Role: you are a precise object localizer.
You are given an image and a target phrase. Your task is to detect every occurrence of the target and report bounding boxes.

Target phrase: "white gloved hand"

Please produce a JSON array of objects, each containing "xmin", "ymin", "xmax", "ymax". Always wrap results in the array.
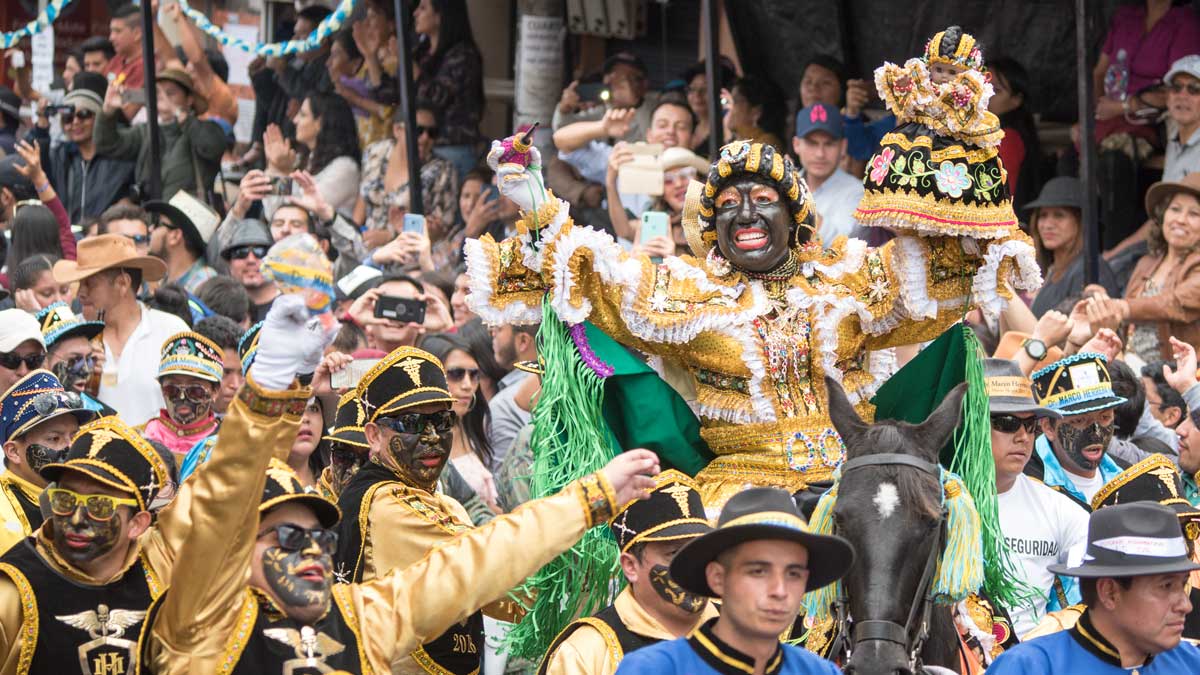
[
  {"xmin": 249, "ymin": 295, "xmax": 334, "ymax": 390},
  {"xmin": 485, "ymin": 139, "xmax": 547, "ymax": 214}
]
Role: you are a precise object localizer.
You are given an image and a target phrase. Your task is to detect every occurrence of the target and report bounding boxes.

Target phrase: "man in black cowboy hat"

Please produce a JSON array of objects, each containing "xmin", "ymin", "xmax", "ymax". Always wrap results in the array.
[
  {"xmin": 985, "ymin": 357, "xmax": 1088, "ymax": 637},
  {"xmin": 541, "ymin": 470, "xmax": 718, "ymax": 675},
  {"xmin": 989, "ymin": 502, "xmax": 1200, "ymax": 673},
  {"xmin": 616, "ymin": 487, "xmax": 851, "ymax": 675}
]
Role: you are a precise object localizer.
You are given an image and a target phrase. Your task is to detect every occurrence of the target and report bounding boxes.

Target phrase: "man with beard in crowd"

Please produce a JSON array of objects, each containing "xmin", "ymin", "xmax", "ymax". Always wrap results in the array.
[
  {"xmin": 1026, "ymin": 354, "xmax": 1130, "ymax": 509},
  {"xmin": 144, "ymin": 192, "xmax": 220, "ymax": 294},
  {"xmin": 139, "ymin": 332, "xmax": 224, "ymax": 461},
  {"xmin": 0, "ymin": 370, "xmax": 94, "ymax": 553},
  {"xmin": 540, "ymin": 470, "xmax": 717, "ymax": 675},
  {"xmin": 220, "ymin": 219, "xmax": 277, "ymax": 323},
  {"xmin": 34, "ymin": 302, "xmax": 112, "ymax": 415}
]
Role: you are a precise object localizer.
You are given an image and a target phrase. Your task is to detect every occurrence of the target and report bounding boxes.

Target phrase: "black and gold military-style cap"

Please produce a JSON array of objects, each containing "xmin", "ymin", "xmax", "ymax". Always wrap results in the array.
[
  {"xmin": 260, "ymin": 458, "xmax": 341, "ymax": 528},
  {"xmin": 41, "ymin": 417, "xmax": 170, "ymax": 513},
  {"xmin": 323, "ymin": 389, "xmax": 369, "ymax": 449},
  {"xmin": 1092, "ymin": 454, "xmax": 1200, "ymax": 521},
  {"xmin": 609, "ymin": 469, "xmax": 712, "ymax": 553},
  {"xmin": 355, "ymin": 346, "xmax": 454, "ymax": 423}
]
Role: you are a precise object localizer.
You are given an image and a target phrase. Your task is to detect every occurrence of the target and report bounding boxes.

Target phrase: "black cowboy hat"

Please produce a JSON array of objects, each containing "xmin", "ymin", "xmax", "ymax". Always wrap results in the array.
[
  {"xmin": 669, "ymin": 487, "xmax": 855, "ymax": 597},
  {"xmin": 1048, "ymin": 502, "xmax": 1200, "ymax": 578}
]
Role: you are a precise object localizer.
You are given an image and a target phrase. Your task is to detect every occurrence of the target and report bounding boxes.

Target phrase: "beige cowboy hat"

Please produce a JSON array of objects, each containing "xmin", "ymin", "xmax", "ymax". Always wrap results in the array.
[
  {"xmin": 1145, "ymin": 172, "xmax": 1200, "ymax": 217},
  {"xmin": 156, "ymin": 67, "xmax": 209, "ymax": 116},
  {"xmin": 659, "ymin": 147, "xmax": 710, "ymax": 174},
  {"xmin": 53, "ymin": 234, "xmax": 168, "ymax": 284}
]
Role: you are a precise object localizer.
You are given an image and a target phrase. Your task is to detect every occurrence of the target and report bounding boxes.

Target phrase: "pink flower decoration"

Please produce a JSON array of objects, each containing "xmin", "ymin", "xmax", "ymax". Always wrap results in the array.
[{"xmin": 869, "ymin": 148, "xmax": 895, "ymax": 184}]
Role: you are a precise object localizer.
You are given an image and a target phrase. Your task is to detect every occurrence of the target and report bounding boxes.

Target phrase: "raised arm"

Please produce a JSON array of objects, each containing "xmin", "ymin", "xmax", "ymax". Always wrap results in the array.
[
  {"xmin": 143, "ymin": 296, "xmax": 330, "ymax": 660},
  {"xmin": 353, "ymin": 451, "xmax": 659, "ymax": 672}
]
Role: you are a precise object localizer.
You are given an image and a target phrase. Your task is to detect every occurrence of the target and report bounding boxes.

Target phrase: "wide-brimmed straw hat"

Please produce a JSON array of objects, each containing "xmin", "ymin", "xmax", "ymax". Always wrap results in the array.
[{"xmin": 52, "ymin": 234, "xmax": 167, "ymax": 284}]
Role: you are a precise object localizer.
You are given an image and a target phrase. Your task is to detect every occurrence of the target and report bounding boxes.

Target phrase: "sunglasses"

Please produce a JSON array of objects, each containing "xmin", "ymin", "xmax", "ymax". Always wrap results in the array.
[
  {"xmin": 123, "ymin": 233, "xmax": 150, "ymax": 246},
  {"xmin": 990, "ymin": 414, "xmax": 1039, "ymax": 435},
  {"xmin": 0, "ymin": 351, "xmax": 46, "ymax": 371},
  {"xmin": 32, "ymin": 390, "xmax": 83, "ymax": 416},
  {"xmin": 162, "ymin": 383, "xmax": 212, "ymax": 402},
  {"xmin": 415, "ymin": 124, "xmax": 440, "ymax": 138},
  {"xmin": 229, "ymin": 245, "xmax": 269, "ymax": 261},
  {"xmin": 47, "ymin": 487, "xmax": 139, "ymax": 521},
  {"xmin": 1170, "ymin": 82, "xmax": 1200, "ymax": 96},
  {"xmin": 60, "ymin": 109, "xmax": 95, "ymax": 124},
  {"xmin": 445, "ymin": 367, "xmax": 480, "ymax": 383},
  {"xmin": 378, "ymin": 410, "xmax": 456, "ymax": 435},
  {"xmin": 258, "ymin": 523, "xmax": 338, "ymax": 554}
]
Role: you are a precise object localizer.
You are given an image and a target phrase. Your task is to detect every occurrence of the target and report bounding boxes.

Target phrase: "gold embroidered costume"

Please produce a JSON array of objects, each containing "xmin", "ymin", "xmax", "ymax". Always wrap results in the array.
[{"xmin": 466, "ymin": 138, "xmax": 1040, "ymax": 509}]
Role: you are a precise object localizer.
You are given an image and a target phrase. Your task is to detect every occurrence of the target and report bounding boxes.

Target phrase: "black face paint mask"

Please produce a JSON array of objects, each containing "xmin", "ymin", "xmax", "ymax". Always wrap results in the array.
[
  {"xmin": 262, "ymin": 545, "xmax": 333, "ymax": 610},
  {"xmin": 649, "ymin": 565, "xmax": 706, "ymax": 614},
  {"xmin": 25, "ymin": 444, "xmax": 68, "ymax": 475},
  {"xmin": 382, "ymin": 427, "xmax": 451, "ymax": 491},
  {"xmin": 1054, "ymin": 420, "xmax": 1114, "ymax": 472},
  {"xmin": 51, "ymin": 507, "xmax": 123, "ymax": 566}
]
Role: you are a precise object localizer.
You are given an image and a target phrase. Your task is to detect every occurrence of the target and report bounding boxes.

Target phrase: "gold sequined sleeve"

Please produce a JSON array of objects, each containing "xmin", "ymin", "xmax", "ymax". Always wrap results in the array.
[
  {"xmin": 143, "ymin": 375, "xmax": 310, "ymax": 665},
  {"xmin": 856, "ymin": 231, "xmax": 1040, "ymax": 351},
  {"xmin": 464, "ymin": 197, "xmax": 767, "ymax": 359},
  {"xmin": 350, "ymin": 472, "xmax": 617, "ymax": 673}
]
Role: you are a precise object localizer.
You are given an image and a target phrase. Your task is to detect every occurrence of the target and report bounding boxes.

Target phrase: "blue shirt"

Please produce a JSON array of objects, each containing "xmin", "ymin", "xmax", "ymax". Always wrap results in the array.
[
  {"xmin": 989, "ymin": 609, "xmax": 1200, "ymax": 673},
  {"xmin": 842, "ymin": 113, "xmax": 895, "ymax": 161},
  {"xmin": 615, "ymin": 618, "xmax": 840, "ymax": 675}
]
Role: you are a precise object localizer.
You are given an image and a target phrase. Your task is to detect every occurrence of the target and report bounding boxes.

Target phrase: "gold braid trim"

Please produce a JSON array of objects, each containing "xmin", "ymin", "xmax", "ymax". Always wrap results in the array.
[
  {"xmin": 516, "ymin": 190, "xmax": 561, "ymax": 234},
  {"xmin": 878, "ymin": 132, "xmax": 999, "ymax": 164},
  {"xmin": 333, "ymin": 584, "xmax": 373, "ymax": 675},
  {"xmin": 0, "ymin": 563, "xmax": 36, "ymax": 675},
  {"xmin": 575, "ymin": 473, "xmax": 617, "ymax": 528},
  {"xmin": 216, "ymin": 589, "xmax": 259, "ymax": 675}
]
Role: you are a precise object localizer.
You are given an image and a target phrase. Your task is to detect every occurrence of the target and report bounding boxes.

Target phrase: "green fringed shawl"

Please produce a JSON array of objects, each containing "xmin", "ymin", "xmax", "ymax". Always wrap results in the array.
[{"xmin": 501, "ymin": 304, "xmax": 713, "ymax": 660}]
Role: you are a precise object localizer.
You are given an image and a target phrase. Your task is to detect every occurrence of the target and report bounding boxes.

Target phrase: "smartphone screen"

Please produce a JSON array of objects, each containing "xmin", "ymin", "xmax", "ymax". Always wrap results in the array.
[
  {"xmin": 482, "ymin": 185, "xmax": 500, "ymax": 204},
  {"xmin": 403, "ymin": 213, "xmax": 426, "ymax": 235},
  {"xmin": 641, "ymin": 211, "xmax": 670, "ymax": 263}
]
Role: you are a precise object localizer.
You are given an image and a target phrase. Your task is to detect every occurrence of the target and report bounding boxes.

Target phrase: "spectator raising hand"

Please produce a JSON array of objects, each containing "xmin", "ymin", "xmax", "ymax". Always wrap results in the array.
[
  {"xmin": 1163, "ymin": 337, "xmax": 1199, "ymax": 394},
  {"xmin": 263, "ymin": 123, "xmax": 298, "ymax": 174}
]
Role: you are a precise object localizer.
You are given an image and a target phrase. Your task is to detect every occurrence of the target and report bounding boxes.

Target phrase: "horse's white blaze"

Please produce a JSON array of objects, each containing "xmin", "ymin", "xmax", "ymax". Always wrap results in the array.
[{"xmin": 874, "ymin": 482, "xmax": 900, "ymax": 519}]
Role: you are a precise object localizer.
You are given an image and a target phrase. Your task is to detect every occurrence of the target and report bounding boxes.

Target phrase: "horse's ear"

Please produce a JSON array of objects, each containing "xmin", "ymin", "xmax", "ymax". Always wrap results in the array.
[
  {"xmin": 916, "ymin": 383, "xmax": 967, "ymax": 451},
  {"xmin": 824, "ymin": 376, "xmax": 868, "ymax": 447}
]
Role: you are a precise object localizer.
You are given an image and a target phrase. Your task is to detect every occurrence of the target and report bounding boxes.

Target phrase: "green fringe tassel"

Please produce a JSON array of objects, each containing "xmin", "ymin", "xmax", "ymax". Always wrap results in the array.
[
  {"xmin": 501, "ymin": 299, "xmax": 622, "ymax": 660},
  {"xmin": 930, "ymin": 473, "xmax": 984, "ymax": 603},
  {"xmin": 802, "ymin": 484, "xmax": 841, "ymax": 621},
  {"xmin": 952, "ymin": 326, "xmax": 1037, "ymax": 611}
]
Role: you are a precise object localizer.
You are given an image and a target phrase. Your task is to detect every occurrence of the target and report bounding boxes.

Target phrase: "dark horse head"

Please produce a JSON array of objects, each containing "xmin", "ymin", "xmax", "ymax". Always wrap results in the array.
[{"xmin": 825, "ymin": 377, "xmax": 966, "ymax": 675}]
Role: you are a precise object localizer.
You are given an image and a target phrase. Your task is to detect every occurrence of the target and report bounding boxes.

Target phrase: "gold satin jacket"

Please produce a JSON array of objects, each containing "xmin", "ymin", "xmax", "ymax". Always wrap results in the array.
[
  {"xmin": 541, "ymin": 587, "xmax": 718, "ymax": 675},
  {"xmin": 465, "ymin": 197, "xmax": 1040, "ymax": 507},
  {"xmin": 0, "ymin": 473, "xmax": 42, "ymax": 556},
  {"xmin": 0, "ymin": 374, "xmax": 307, "ymax": 675},
  {"xmin": 140, "ymin": 388, "xmax": 617, "ymax": 674}
]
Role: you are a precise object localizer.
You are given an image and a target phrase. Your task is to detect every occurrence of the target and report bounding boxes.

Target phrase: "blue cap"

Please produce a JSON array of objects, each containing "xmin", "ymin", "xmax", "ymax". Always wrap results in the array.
[
  {"xmin": 34, "ymin": 302, "xmax": 103, "ymax": 349},
  {"xmin": 794, "ymin": 103, "xmax": 843, "ymax": 140},
  {"xmin": 0, "ymin": 370, "xmax": 96, "ymax": 445}
]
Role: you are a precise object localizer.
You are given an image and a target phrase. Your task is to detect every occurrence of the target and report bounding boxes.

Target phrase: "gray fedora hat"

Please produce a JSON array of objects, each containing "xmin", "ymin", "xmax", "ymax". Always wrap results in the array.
[
  {"xmin": 984, "ymin": 358, "xmax": 1061, "ymax": 418},
  {"xmin": 1049, "ymin": 502, "xmax": 1200, "ymax": 578},
  {"xmin": 220, "ymin": 218, "xmax": 274, "ymax": 259},
  {"xmin": 1023, "ymin": 176, "xmax": 1083, "ymax": 212}
]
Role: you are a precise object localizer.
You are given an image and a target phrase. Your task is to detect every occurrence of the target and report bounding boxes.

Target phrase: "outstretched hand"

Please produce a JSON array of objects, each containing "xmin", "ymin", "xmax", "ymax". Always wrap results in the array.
[
  {"xmin": 603, "ymin": 449, "xmax": 660, "ymax": 506},
  {"xmin": 1164, "ymin": 337, "xmax": 1198, "ymax": 394}
]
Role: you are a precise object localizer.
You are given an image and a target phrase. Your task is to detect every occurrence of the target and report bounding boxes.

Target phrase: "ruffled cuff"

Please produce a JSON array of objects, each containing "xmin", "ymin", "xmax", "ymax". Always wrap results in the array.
[{"xmin": 970, "ymin": 235, "xmax": 1042, "ymax": 318}]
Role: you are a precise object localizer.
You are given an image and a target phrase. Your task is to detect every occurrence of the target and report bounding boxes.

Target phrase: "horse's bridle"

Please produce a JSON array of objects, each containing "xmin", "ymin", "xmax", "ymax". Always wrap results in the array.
[{"xmin": 830, "ymin": 453, "xmax": 948, "ymax": 673}]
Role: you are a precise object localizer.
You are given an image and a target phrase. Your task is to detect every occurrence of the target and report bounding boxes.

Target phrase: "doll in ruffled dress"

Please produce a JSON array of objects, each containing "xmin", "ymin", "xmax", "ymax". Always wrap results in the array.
[{"xmin": 856, "ymin": 26, "xmax": 1016, "ymax": 239}]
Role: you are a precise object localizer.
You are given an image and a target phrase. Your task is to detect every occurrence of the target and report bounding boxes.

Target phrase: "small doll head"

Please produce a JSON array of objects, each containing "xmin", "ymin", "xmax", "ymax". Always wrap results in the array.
[{"xmin": 924, "ymin": 26, "xmax": 983, "ymax": 84}]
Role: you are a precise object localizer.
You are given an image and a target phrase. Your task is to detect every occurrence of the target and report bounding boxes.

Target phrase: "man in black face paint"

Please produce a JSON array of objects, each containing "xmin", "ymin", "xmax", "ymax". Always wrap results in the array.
[
  {"xmin": 1027, "ymin": 353, "xmax": 1130, "ymax": 510},
  {"xmin": 0, "ymin": 370, "xmax": 95, "ymax": 553},
  {"xmin": 540, "ymin": 470, "xmax": 717, "ymax": 675},
  {"xmin": 333, "ymin": 345, "xmax": 492, "ymax": 675}
]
